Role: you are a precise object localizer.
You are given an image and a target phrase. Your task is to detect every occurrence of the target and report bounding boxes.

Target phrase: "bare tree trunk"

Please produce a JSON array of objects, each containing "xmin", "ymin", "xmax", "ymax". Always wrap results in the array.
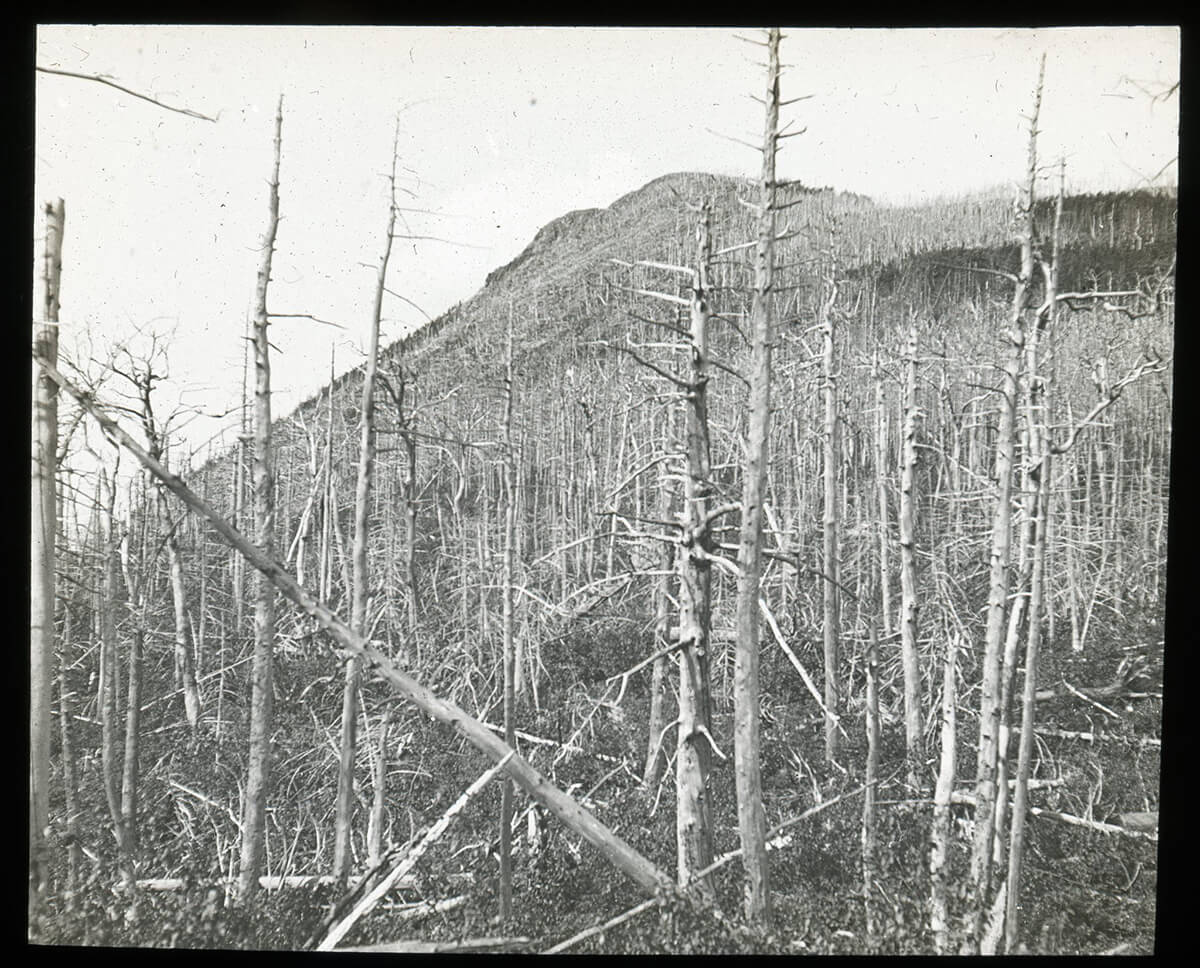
[
  {"xmin": 98, "ymin": 467, "xmax": 132, "ymax": 884},
  {"xmin": 1005, "ymin": 449, "xmax": 1050, "ymax": 952},
  {"xmin": 966, "ymin": 56, "xmax": 1043, "ymax": 951},
  {"xmin": 821, "ymin": 257, "xmax": 841, "ymax": 764},
  {"xmin": 336, "ymin": 125, "xmax": 398, "ymax": 886},
  {"xmin": 381, "ymin": 366, "xmax": 420, "ymax": 661},
  {"xmin": 899, "ymin": 321, "xmax": 924, "ymax": 789},
  {"xmin": 134, "ymin": 359, "xmax": 202, "ymax": 730},
  {"xmin": 319, "ymin": 352, "xmax": 336, "ymax": 605},
  {"xmin": 861, "ymin": 616, "xmax": 881, "ymax": 949},
  {"xmin": 163, "ymin": 502, "xmax": 202, "ymax": 727},
  {"xmin": 499, "ymin": 312, "xmax": 518, "ymax": 922},
  {"xmin": 1005, "ymin": 159, "xmax": 1062, "ymax": 954},
  {"xmin": 57, "ymin": 620, "xmax": 82, "ymax": 911},
  {"xmin": 930, "ymin": 633, "xmax": 959, "ymax": 953},
  {"xmin": 676, "ymin": 201, "xmax": 716, "ymax": 900},
  {"xmin": 233, "ymin": 322, "xmax": 250, "ymax": 635},
  {"xmin": 117, "ymin": 527, "xmax": 145, "ymax": 891},
  {"xmin": 993, "ymin": 161, "xmax": 1061, "ymax": 878},
  {"xmin": 873, "ymin": 354, "xmax": 893, "ymax": 639},
  {"xmin": 30, "ymin": 198, "xmax": 63, "ymax": 904},
  {"xmin": 643, "ymin": 431, "xmax": 673, "ymax": 789},
  {"xmin": 732, "ymin": 25, "xmax": 780, "ymax": 927},
  {"xmin": 404, "ymin": 405, "xmax": 420, "ymax": 640},
  {"xmin": 366, "ymin": 707, "xmax": 393, "ymax": 866},
  {"xmin": 238, "ymin": 96, "xmax": 283, "ymax": 902},
  {"xmin": 121, "ymin": 623, "xmax": 143, "ymax": 863}
]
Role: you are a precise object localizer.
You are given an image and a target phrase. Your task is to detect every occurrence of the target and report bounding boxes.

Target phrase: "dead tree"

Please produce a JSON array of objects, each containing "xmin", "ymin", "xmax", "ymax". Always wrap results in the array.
[
  {"xmin": 872, "ymin": 352, "xmax": 893, "ymax": 639},
  {"xmin": 965, "ymin": 56, "xmax": 1043, "ymax": 950},
  {"xmin": 38, "ymin": 354, "xmax": 681, "ymax": 901},
  {"xmin": 335, "ymin": 120, "xmax": 399, "ymax": 888},
  {"xmin": 30, "ymin": 198, "xmax": 64, "ymax": 904},
  {"xmin": 820, "ymin": 254, "xmax": 841, "ymax": 764},
  {"xmin": 499, "ymin": 312, "xmax": 518, "ymax": 921},
  {"xmin": 732, "ymin": 24, "xmax": 781, "ymax": 927},
  {"xmin": 929, "ymin": 631, "xmax": 959, "ymax": 953},
  {"xmin": 238, "ymin": 95, "xmax": 283, "ymax": 902},
  {"xmin": 898, "ymin": 320, "xmax": 923, "ymax": 789},
  {"xmin": 113, "ymin": 341, "xmax": 203, "ymax": 730},
  {"xmin": 675, "ymin": 201, "xmax": 717, "ymax": 899}
]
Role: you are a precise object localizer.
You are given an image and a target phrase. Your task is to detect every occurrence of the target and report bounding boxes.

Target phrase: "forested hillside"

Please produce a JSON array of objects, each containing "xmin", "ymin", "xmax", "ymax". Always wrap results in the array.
[{"xmin": 32, "ymin": 35, "xmax": 1173, "ymax": 955}]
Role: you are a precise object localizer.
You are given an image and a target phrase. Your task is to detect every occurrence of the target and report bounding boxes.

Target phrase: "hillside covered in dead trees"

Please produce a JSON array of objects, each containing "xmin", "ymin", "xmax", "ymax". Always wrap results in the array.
[{"xmin": 31, "ymin": 31, "xmax": 1173, "ymax": 955}]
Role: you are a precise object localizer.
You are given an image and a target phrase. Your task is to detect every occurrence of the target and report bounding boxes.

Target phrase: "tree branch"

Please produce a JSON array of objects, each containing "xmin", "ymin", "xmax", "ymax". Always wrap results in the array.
[{"xmin": 37, "ymin": 66, "xmax": 217, "ymax": 121}]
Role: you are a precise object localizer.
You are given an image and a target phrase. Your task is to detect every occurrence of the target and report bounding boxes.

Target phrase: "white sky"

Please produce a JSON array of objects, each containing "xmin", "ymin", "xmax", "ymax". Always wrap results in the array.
[{"xmin": 35, "ymin": 25, "xmax": 1179, "ymax": 458}]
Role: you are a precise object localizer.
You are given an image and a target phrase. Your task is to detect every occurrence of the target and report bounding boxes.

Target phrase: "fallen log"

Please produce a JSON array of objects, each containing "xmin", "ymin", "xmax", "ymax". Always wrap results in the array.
[
  {"xmin": 134, "ymin": 874, "xmax": 416, "ymax": 891},
  {"xmin": 1116, "ymin": 811, "xmax": 1158, "ymax": 834},
  {"xmin": 1026, "ymin": 727, "xmax": 1160, "ymax": 748},
  {"xmin": 951, "ymin": 791, "xmax": 1157, "ymax": 841},
  {"xmin": 1034, "ymin": 676, "xmax": 1158, "ymax": 704},
  {"xmin": 381, "ymin": 895, "xmax": 467, "ymax": 920},
  {"xmin": 543, "ymin": 898, "xmax": 658, "ymax": 954},
  {"xmin": 41, "ymin": 357, "xmax": 676, "ymax": 901},
  {"xmin": 338, "ymin": 936, "xmax": 532, "ymax": 953},
  {"xmin": 317, "ymin": 754, "xmax": 511, "ymax": 951}
]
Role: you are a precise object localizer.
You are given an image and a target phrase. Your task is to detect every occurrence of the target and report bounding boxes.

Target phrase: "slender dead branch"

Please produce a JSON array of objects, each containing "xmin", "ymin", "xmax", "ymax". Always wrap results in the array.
[{"xmin": 36, "ymin": 66, "xmax": 217, "ymax": 121}]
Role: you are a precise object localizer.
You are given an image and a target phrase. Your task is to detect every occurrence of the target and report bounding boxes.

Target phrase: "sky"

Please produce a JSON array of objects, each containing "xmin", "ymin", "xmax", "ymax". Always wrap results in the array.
[{"xmin": 34, "ymin": 25, "xmax": 1179, "ymax": 459}]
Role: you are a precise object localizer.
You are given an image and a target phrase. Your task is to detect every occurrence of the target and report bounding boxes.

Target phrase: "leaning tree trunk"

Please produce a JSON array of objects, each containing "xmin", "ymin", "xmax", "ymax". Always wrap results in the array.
[
  {"xmin": 238, "ymin": 96, "xmax": 283, "ymax": 902},
  {"xmin": 30, "ymin": 197, "xmax": 64, "ymax": 906},
  {"xmin": 732, "ymin": 24, "xmax": 781, "ymax": 927}
]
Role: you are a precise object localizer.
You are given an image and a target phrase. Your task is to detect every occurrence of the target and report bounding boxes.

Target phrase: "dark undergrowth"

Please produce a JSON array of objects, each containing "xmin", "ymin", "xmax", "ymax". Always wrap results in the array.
[{"xmin": 29, "ymin": 610, "xmax": 1163, "ymax": 953}]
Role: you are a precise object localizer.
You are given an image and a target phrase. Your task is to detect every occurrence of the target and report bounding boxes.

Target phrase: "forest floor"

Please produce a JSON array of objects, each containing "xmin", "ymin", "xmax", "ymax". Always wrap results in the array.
[{"xmin": 30, "ymin": 609, "xmax": 1164, "ymax": 953}]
